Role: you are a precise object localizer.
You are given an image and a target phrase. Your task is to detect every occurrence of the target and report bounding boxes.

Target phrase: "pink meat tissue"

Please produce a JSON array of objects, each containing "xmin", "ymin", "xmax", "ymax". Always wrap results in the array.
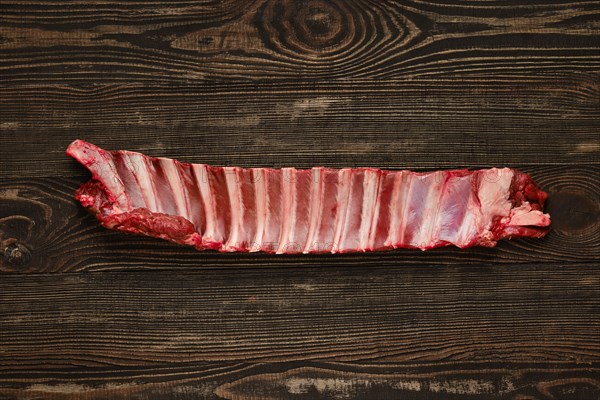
[{"xmin": 67, "ymin": 140, "xmax": 550, "ymax": 254}]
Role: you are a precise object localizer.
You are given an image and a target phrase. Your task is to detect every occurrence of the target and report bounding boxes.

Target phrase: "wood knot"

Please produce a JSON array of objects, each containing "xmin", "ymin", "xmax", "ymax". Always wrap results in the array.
[
  {"xmin": 258, "ymin": 0, "xmax": 348, "ymax": 55},
  {"xmin": 294, "ymin": 2, "xmax": 343, "ymax": 47},
  {"xmin": 3, "ymin": 242, "xmax": 31, "ymax": 267},
  {"xmin": 546, "ymin": 191, "xmax": 599, "ymax": 235},
  {"xmin": 257, "ymin": 0, "xmax": 412, "ymax": 60}
]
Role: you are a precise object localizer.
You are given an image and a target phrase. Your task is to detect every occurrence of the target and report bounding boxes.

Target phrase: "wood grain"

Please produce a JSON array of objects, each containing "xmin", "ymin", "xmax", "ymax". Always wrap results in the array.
[
  {"xmin": 0, "ymin": 362, "xmax": 598, "ymax": 399},
  {"xmin": 1, "ymin": 79, "xmax": 599, "ymax": 179},
  {"xmin": 0, "ymin": 165, "xmax": 598, "ymax": 273},
  {"xmin": 0, "ymin": 0, "xmax": 598, "ymax": 83},
  {"xmin": 1, "ymin": 0, "xmax": 599, "ymax": 398},
  {"xmin": 0, "ymin": 267, "xmax": 598, "ymax": 366}
]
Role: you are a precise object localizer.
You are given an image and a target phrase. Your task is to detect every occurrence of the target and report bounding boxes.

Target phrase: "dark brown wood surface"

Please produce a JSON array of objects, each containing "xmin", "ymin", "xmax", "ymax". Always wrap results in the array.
[{"xmin": 1, "ymin": 1, "xmax": 599, "ymax": 399}]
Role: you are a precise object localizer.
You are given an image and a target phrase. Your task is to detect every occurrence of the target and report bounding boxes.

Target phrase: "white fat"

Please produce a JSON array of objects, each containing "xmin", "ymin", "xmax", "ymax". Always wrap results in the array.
[
  {"xmin": 413, "ymin": 171, "xmax": 446, "ymax": 249},
  {"xmin": 303, "ymin": 168, "xmax": 324, "ymax": 253},
  {"xmin": 276, "ymin": 168, "xmax": 296, "ymax": 254},
  {"xmin": 120, "ymin": 154, "xmax": 144, "ymax": 208},
  {"xmin": 385, "ymin": 171, "xmax": 408, "ymax": 247},
  {"xmin": 359, "ymin": 170, "xmax": 379, "ymax": 251},
  {"xmin": 509, "ymin": 203, "xmax": 551, "ymax": 227},
  {"xmin": 126, "ymin": 153, "xmax": 158, "ymax": 212},
  {"xmin": 397, "ymin": 172, "xmax": 416, "ymax": 247},
  {"xmin": 251, "ymin": 168, "xmax": 266, "ymax": 252},
  {"xmin": 455, "ymin": 210, "xmax": 478, "ymax": 247},
  {"xmin": 331, "ymin": 169, "xmax": 352, "ymax": 253},
  {"xmin": 160, "ymin": 159, "xmax": 189, "ymax": 221},
  {"xmin": 367, "ymin": 172, "xmax": 383, "ymax": 249},
  {"xmin": 478, "ymin": 168, "xmax": 514, "ymax": 229},
  {"xmin": 223, "ymin": 167, "xmax": 241, "ymax": 251},
  {"xmin": 369, "ymin": 174, "xmax": 383, "ymax": 249}
]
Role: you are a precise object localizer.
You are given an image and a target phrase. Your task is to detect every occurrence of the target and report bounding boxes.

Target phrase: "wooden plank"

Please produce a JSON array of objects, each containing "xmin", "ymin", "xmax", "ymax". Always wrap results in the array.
[
  {"xmin": 1, "ymin": 2, "xmax": 598, "ymax": 399},
  {"xmin": 0, "ymin": 0, "xmax": 598, "ymax": 83},
  {"xmin": 0, "ymin": 165, "xmax": 598, "ymax": 273},
  {"xmin": 0, "ymin": 361, "xmax": 598, "ymax": 399},
  {"xmin": 1, "ymin": 80, "xmax": 599, "ymax": 178},
  {"xmin": 0, "ymin": 267, "xmax": 598, "ymax": 367}
]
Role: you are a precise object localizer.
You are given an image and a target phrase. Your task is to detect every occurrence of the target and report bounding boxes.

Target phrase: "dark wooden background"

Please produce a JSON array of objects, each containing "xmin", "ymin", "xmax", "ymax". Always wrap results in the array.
[{"xmin": 1, "ymin": 1, "xmax": 599, "ymax": 399}]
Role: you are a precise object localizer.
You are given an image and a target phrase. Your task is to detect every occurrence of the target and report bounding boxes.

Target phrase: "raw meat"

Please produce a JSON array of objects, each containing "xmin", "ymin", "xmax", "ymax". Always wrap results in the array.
[{"xmin": 67, "ymin": 140, "xmax": 551, "ymax": 253}]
